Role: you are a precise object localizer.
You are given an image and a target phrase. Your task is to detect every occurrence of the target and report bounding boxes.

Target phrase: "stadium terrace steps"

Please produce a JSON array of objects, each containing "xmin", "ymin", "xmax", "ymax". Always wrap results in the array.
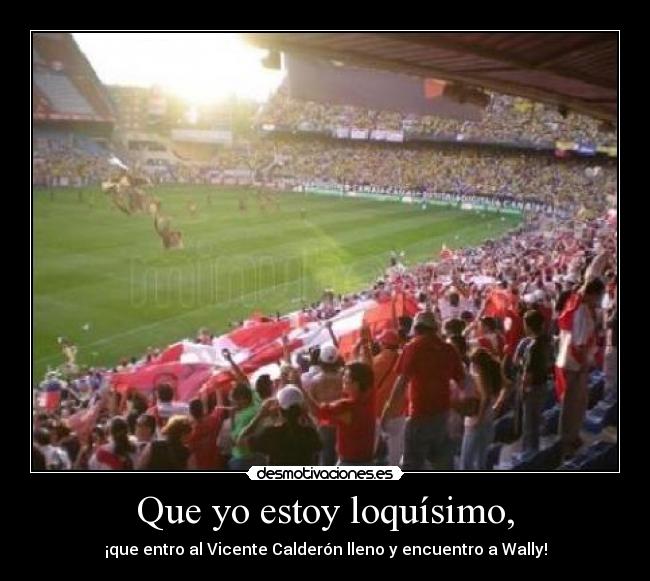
[
  {"xmin": 584, "ymin": 400, "xmax": 618, "ymax": 434},
  {"xmin": 558, "ymin": 441, "xmax": 617, "ymax": 471},
  {"xmin": 34, "ymin": 71, "xmax": 94, "ymax": 116},
  {"xmin": 493, "ymin": 368, "xmax": 616, "ymax": 470}
]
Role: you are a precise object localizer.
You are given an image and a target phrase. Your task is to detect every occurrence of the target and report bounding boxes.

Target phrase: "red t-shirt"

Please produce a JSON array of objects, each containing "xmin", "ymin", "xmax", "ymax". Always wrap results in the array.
[
  {"xmin": 373, "ymin": 350, "xmax": 405, "ymax": 417},
  {"xmin": 186, "ymin": 407, "xmax": 227, "ymax": 470},
  {"xmin": 318, "ymin": 391, "xmax": 375, "ymax": 463},
  {"xmin": 397, "ymin": 334, "xmax": 465, "ymax": 418}
]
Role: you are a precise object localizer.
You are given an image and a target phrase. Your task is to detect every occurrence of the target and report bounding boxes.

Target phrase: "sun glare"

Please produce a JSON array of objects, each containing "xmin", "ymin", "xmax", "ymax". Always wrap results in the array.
[{"xmin": 73, "ymin": 32, "xmax": 284, "ymax": 104}]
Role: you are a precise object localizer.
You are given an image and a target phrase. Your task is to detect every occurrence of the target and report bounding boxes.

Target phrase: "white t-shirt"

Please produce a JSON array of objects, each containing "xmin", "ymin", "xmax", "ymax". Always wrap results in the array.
[
  {"xmin": 556, "ymin": 304, "xmax": 597, "ymax": 371},
  {"xmin": 439, "ymin": 298, "xmax": 462, "ymax": 322},
  {"xmin": 41, "ymin": 445, "xmax": 71, "ymax": 470}
]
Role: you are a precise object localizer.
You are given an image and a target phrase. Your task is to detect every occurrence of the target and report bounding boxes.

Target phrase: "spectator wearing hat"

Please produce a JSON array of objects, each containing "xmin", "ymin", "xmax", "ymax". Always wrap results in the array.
[
  {"xmin": 382, "ymin": 310, "xmax": 465, "ymax": 470},
  {"xmin": 302, "ymin": 341, "xmax": 343, "ymax": 466},
  {"xmin": 239, "ymin": 385, "xmax": 322, "ymax": 466}
]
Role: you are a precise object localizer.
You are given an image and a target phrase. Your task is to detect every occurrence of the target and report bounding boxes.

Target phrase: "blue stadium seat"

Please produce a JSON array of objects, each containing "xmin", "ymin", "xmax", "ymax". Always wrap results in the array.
[
  {"xmin": 584, "ymin": 400, "xmax": 618, "ymax": 434},
  {"xmin": 558, "ymin": 441, "xmax": 617, "ymax": 471},
  {"xmin": 34, "ymin": 71, "xmax": 94, "ymax": 115},
  {"xmin": 588, "ymin": 371, "xmax": 605, "ymax": 409},
  {"xmin": 589, "ymin": 370, "xmax": 605, "ymax": 385},
  {"xmin": 511, "ymin": 441, "xmax": 563, "ymax": 471},
  {"xmin": 541, "ymin": 404, "xmax": 561, "ymax": 436},
  {"xmin": 76, "ymin": 136, "xmax": 107, "ymax": 156}
]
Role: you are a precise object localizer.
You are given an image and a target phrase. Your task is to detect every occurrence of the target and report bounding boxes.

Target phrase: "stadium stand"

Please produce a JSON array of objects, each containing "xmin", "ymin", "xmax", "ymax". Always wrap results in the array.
[
  {"xmin": 34, "ymin": 71, "xmax": 95, "ymax": 116},
  {"xmin": 32, "ymin": 34, "xmax": 618, "ymax": 472},
  {"xmin": 256, "ymin": 82, "xmax": 617, "ymax": 149},
  {"xmin": 33, "ymin": 32, "xmax": 115, "ymax": 123}
]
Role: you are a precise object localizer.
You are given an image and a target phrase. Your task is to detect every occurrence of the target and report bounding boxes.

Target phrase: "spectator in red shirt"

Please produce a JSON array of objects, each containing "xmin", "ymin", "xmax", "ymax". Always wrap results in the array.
[
  {"xmin": 382, "ymin": 310, "xmax": 465, "ymax": 470},
  {"xmin": 186, "ymin": 398, "xmax": 228, "ymax": 470},
  {"xmin": 372, "ymin": 329, "xmax": 405, "ymax": 466},
  {"xmin": 304, "ymin": 359, "xmax": 376, "ymax": 465}
]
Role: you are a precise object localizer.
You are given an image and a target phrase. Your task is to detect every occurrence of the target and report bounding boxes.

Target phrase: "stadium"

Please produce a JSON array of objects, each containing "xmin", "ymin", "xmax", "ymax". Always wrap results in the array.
[{"xmin": 32, "ymin": 32, "xmax": 618, "ymax": 472}]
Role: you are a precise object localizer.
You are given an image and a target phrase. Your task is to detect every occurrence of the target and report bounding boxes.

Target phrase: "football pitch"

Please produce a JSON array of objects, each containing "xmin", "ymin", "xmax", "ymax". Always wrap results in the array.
[{"xmin": 33, "ymin": 185, "xmax": 520, "ymax": 378}]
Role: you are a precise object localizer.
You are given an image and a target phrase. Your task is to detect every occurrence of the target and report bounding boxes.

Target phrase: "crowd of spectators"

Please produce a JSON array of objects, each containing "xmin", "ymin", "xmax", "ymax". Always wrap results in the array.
[
  {"xmin": 256, "ymin": 84, "xmax": 617, "ymax": 147},
  {"xmin": 33, "ymin": 133, "xmax": 616, "ymax": 213}
]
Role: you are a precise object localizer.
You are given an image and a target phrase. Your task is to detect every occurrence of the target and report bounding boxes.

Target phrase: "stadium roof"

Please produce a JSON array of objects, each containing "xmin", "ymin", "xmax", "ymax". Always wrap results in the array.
[{"xmin": 244, "ymin": 32, "xmax": 618, "ymax": 121}]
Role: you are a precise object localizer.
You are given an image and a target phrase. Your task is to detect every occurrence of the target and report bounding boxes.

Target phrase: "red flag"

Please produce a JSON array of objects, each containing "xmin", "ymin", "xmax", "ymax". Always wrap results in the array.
[
  {"xmin": 112, "ymin": 362, "xmax": 214, "ymax": 402},
  {"xmin": 424, "ymin": 78, "xmax": 445, "ymax": 99},
  {"xmin": 483, "ymin": 289, "xmax": 517, "ymax": 319}
]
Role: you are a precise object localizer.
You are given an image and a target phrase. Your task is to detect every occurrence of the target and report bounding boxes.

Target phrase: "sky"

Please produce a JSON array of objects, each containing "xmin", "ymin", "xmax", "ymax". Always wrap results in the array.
[{"xmin": 73, "ymin": 33, "xmax": 285, "ymax": 104}]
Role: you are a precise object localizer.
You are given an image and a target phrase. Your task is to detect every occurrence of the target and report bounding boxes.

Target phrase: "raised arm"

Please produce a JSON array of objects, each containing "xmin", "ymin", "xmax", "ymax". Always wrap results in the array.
[
  {"xmin": 280, "ymin": 334, "xmax": 292, "ymax": 366},
  {"xmin": 358, "ymin": 323, "xmax": 373, "ymax": 367},
  {"xmin": 222, "ymin": 348, "xmax": 249, "ymax": 386},
  {"xmin": 325, "ymin": 320, "xmax": 339, "ymax": 349}
]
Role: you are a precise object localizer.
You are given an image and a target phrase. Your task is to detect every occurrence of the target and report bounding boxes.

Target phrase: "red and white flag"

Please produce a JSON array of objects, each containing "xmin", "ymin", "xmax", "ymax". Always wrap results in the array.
[{"xmin": 111, "ymin": 294, "xmax": 420, "ymax": 401}]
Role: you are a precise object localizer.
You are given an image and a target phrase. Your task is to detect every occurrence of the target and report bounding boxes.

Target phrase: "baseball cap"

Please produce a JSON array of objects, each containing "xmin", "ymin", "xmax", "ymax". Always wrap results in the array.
[
  {"xmin": 377, "ymin": 329, "xmax": 400, "ymax": 348},
  {"xmin": 319, "ymin": 344, "xmax": 339, "ymax": 364},
  {"xmin": 277, "ymin": 385, "xmax": 304, "ymax": 410}
]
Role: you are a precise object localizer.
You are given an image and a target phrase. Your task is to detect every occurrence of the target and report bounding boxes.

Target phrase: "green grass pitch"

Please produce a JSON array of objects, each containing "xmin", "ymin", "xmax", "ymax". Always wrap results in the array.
[{"xmin": 33, "ymin": 185, "xmax": 520, "ymax": 378}]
